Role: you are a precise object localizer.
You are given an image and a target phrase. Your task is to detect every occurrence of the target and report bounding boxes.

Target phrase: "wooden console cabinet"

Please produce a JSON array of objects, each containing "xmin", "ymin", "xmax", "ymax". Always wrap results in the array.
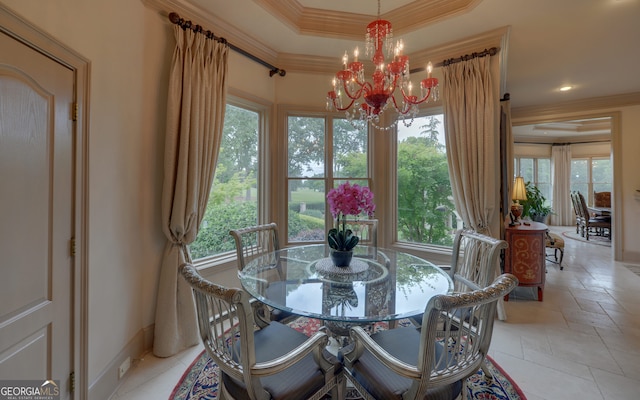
[{"xmin": 504, "ymin": 221, "xmax": 547, "ymax": 301}]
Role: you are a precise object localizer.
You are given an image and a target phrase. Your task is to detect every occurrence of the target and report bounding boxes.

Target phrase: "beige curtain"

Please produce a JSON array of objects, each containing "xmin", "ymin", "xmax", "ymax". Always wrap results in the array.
[
  {"xmin": 550, "ymin": 144, "xmax": 573, "ymax": 226},
  {"xmin": 443, "ymin": 56, "xmax": 497, "ymax": 234},
  {"xmin": 443, "ymin": 56, "xmax": 506, "ymax": 320},
  {"xmin": 153, "ymin": 26, "xmax": 229, "ymax": 357}
]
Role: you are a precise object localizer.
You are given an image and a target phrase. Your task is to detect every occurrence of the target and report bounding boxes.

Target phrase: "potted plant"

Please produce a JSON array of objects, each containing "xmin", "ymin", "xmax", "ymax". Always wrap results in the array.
[
  {"xmin": 521, "ymin": 181, "xmax": 553, "ymax": 223},
  {"xmin": 326, "ymin": 182, "xmax": 376, "ymax": 266}
]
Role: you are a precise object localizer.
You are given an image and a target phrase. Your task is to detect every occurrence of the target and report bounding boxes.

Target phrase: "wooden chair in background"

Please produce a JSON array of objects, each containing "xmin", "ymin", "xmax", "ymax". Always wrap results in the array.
[{"xmin": 577, "ymin": 192, "xmax": 611, "ymax": 240}]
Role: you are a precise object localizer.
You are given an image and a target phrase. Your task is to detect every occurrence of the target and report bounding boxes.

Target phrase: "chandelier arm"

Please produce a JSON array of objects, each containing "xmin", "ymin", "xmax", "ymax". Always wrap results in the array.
[
  {"xmin": 399, "ymin": 86, "xmax": 433, "ymax": 105},
  {"xmin": 387, "ymin": 95, "xmax": 413, "ymax": 116},
  {"xmin": 340, "ymin": 80, "xmax": 367, "ymax": 101},
  {"xmin": 331, "ymin": 96, "xmax": 358, "ymax": 112}
]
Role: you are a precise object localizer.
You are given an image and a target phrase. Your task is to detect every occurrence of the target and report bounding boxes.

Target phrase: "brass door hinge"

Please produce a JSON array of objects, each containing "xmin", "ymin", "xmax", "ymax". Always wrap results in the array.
[
  {"xmin": 70, "ymin": 238, "xmax": 76, "ymax": 257},
  {"xmin": 69, "ymin": 371, "xmax": 74, "ymax": 393},
  {"xmin": 72, "ymin": 102, "xmax": 78, "ymax": 121}
]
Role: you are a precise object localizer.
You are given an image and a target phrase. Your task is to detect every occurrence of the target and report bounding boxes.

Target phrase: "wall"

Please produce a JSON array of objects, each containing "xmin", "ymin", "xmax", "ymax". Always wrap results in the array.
[
  {"xmin": 617, "ymin": 104, "xmax": 640, "ymax": 262},
  {"xmin": 0, "ymin": 0, "xmax": 279, "ymax": 394},
  {"xmin": 0, "ymin": 0, "xmax": 170, "ymax": 389}
]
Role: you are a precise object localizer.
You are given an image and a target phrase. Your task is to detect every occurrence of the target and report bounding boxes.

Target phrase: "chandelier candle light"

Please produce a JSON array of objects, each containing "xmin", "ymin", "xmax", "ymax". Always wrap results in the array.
[{"xmin": 326, "ymin": 0, "xmax": 439, "ymax": 130}]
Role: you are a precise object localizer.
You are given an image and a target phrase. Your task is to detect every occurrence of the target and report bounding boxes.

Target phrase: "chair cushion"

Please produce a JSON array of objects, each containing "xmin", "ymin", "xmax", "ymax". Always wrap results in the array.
[
  {"xmin": 223, "ymin": 321, "xmax": 339, "ymax": 400},
  {"xmin": 545, "ymin": 233, "xmax": 564, "ymax": 249},
  {"xmin": 341, "ymin": 327, "xmax": 463, "ymax": 400}
]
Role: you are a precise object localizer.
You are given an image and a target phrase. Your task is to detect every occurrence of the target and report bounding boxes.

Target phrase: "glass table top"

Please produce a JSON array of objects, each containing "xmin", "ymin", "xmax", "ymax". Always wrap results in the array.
[{"xmin": 238, "ymin": 244, "xmax": 453, "ymax": 323}]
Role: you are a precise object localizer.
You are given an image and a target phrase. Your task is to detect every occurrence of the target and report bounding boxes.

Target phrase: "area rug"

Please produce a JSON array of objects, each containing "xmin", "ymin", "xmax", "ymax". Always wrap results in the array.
[
  {"xmin": 562, "ymin": 230, "xmax": 611, "ymax": 247},
  {"xmin": 170, "ymin": 318, "xmax": 527, "ymax": 400}
]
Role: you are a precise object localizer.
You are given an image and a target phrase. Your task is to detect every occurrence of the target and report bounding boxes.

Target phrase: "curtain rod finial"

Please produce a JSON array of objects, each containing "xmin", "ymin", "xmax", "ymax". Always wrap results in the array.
[{"xmin": 269, "ymin": 68, "xmax": 286, "ymax": 77}]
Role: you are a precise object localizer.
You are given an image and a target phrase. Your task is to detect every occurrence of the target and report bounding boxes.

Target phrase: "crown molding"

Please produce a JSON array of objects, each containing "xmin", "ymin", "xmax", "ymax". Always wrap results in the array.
[
  {"xmin": 511, "ymin": 92, "xmax": 640, "ymax": 124},
  {"xmin": 279, "ymin": 26, "xmax": 509, "ymax": 75},
  {"xmin": 142, "ymin": 0, "xmax": 280, "ymax": 67},
  {"xmin": 514, "ymin": 134, "xmax": 611, "ymax": 145},
  {"xmin": 255, "ymin": 0, "xmax": 481, "ymax": 40}
]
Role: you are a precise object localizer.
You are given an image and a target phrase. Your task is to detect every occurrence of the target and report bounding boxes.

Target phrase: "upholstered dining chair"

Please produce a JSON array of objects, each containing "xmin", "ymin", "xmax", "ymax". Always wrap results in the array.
[
  {"xmin": 577, "ymin": 192, "xmax": 611, "ymax": 240},
  {"xmin": 180, "ymin": 263, "xmax": 344, "ymax": 400},
  {"xmin": 341, "ymin": 218, "xmax": 378, "ymax": 247},
  {"xmin": 446, "ymin": 229, "xmax": 509, "ymax": 293},
  {"xmin": 338, "ymin": 218, "xmax": 380, "ymax": 262},
  {"xmin": 411, "ymin": 229, "xmax": 508, "ymax": 323},
  {"xmin": 341, "ymin": 274, "xmax": 518, "ymax": 400},
  {"xmin": 594, "ymin": 191, "xmax": 611, "ymax": 208},
  {"xmin": 230, "ymin": 223, "xmax": 292, "ymax": 325},
  {"xmin": 230, "ymin": 223, "xmax": 280, "ymax": 273},
  {"xmin": 409, "ymin": 229, "xmax": 508, "ymax": 376},
  {"xmin": 570, "ymin": 192, "xmax": 585, "ymax": 235}
]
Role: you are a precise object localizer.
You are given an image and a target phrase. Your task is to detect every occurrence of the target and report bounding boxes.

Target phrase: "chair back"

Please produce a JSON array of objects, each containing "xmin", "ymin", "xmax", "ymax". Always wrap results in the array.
[
  {"xmin": 180, "ymin": 263, "xmax": 342, "ymax": 400},
  {"xmin": 594, "ymin": 191, "xmax": 611, "ymax": 208},
  {"xmin": 577, "ymin": 192, "xmax": 591, "ymax": 218},
  {"xmin": 179, "ymin": 263, "xmax": 259, "ymax": 389},
  {"xmin": 340, "ymin": 218, "xmax": 378, "ymax": 247},
  {"xmin": 416, "ymin": 274, "xmax": 519, "ymax": 393},
  {"xmin": 450, "ymin": 229, "xmax": 508, "ymax": 292},
  {"xmin": 340, "ymin": 218, "xmax": 379, "ymax": 260},
  {"xmin": 343, "ymin": 274, "xmax": 518, "ymax": 400},
  {"xmin": 571, "ymin": 191, "xmax": 586, "ymax": 222},
  {"xmin": 230, "ymin": 223, "xmax": 280, "ymax": 272}
]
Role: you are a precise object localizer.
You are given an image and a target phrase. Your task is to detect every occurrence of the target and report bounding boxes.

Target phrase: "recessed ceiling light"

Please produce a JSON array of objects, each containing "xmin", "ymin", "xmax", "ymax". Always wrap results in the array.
[{"xmin": 560, "ymin": 85, "xmax": 573, "ymax": 92}]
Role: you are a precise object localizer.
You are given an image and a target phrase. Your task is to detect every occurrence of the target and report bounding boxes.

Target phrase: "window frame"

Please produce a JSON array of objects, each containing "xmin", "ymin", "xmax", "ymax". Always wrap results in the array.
[
  {"xmin": 193, "ymin": 92, "xmax": 272, "ymax": 269},
  {"xmin": 391, "ymin": 108, "xmax": 457, "ymax": 252},
  {"xmin": 571, "ymin": 156, "xmax": 612, "ymax": 205},
  {"xmin": 275, "ymin": 105, "xmax": 453, "ymax": 265},
  {"xmin": 281, "ymin": 109, "xmax": 373, "ymax": 246},
  {"xmin": 514, "ymin": 157, "xmax": 552, "ymax": 206}
]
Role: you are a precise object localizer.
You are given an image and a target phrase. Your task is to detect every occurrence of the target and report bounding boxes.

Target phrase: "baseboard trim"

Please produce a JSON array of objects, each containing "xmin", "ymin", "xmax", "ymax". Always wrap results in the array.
[
  {"xmin": 89, "ymin": 325, "xmax": 153, "ymax": 400},
  {"xmin": 622, "ymin": 250, "xmax": 640, "ymax": 264}
]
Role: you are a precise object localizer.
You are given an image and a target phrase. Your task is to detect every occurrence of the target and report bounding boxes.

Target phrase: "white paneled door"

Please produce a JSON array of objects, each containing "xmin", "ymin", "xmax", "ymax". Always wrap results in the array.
[{"xmin": 0, "ymin": 29, "xmax": 74, "ymax": 398}]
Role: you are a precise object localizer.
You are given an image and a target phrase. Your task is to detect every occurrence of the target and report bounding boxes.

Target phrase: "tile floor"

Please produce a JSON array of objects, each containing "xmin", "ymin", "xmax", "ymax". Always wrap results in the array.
[{"xmin": 111, "ymin": 226, "xmax": 640, "ymax": 399}]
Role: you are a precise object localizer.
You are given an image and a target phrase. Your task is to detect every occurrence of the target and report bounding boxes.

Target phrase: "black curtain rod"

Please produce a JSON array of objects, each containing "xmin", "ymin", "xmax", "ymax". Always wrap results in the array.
[
  {"xmin": 514, "ymin": 139, "xmax": 611, "ymax": 145},
  {"xmin": 168, "ymin": 12, "xmax": 286, "ymax": 78},
  {"xmin": 409, "ymin": 47, "xmax": 500, "ymax": 75}
]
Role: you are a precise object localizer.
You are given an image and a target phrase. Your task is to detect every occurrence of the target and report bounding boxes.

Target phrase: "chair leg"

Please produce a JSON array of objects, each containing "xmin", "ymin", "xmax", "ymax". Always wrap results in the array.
[
  {"xmin": 558, "ymin": 249, "xmax": 564, "ymax": 270},
  {"xmin": 481, "ymin": 359, "xmax": 493, "ymax": 380}
]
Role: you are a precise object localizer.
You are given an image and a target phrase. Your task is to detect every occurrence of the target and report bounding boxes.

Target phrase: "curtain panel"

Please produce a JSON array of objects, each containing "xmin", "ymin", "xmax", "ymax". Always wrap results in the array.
[
  {"xmin": 154, "ymin": 26, "xmax": 229, "ymax": 357},
  {"xmin": 551, "ymin": 144, "xmax": 573, "ymax": 226},
  {"xmin": 442, "ymin": 56, "xmax": 507, "ymax": 320},
  {"xmin": 442, "ymin": 56, "xmax": 497, "ymax": 235}
]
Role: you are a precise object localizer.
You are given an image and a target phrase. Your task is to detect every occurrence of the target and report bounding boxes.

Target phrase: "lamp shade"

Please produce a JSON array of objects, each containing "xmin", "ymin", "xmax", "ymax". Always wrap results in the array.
[{"xmin": 512, "ymin": 176, "xmax": 527, "ymax": 202}]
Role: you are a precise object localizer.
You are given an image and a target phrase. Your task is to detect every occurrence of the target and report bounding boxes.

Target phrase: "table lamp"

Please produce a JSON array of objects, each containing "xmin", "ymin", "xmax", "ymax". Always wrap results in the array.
[{"xmin": 511, "ymin": 176, "xmax": 527, "ymax": 224}]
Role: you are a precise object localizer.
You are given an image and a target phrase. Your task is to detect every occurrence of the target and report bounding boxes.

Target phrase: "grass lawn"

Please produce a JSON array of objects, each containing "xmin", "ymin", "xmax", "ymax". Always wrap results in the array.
[{"xmin": 291, "ymin": 188, "xmax": 325, "ymax": 204}]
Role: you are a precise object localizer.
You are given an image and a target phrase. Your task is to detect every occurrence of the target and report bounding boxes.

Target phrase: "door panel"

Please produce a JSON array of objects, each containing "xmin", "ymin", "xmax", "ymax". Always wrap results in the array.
[{"xmin": 0, "ymin": 30, "xmax": 74, "ymax": 399}]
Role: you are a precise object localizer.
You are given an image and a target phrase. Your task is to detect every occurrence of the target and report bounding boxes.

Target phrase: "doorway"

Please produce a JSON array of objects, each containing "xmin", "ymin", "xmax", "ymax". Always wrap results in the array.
[{"xmin": 512, "ymin": 112, "xmax": 621, "ymax": 260}]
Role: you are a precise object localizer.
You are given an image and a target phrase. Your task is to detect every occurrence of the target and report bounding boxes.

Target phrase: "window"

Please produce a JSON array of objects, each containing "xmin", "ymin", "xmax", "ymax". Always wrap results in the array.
[
  {"xmin": 286, "ymin": 115, "xmax": 369, "ymax": 243},
  {"xmin": 191, "ymin": 101, "xmax": 263, "ymax": 261},
  {"xmin": 514, "ymin": 157, "xmax": 552, "ymax": 207},
  {"xmin": 396, "ymin": 114, "xmax": 456, "ymax": 246},
  {"xmin": 571, "ymin": 156, "xmax": 612, "ymax": 204}
]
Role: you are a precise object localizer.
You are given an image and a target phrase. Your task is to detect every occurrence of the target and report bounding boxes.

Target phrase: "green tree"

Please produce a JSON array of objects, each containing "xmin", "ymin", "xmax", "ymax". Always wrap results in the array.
[
  {"xmin": 217, "ymin": 105, "xmax": 258, "ymax": 200},
  {"xmin": 333, "ymin": 119, "xmax": 367, "ymax": 177},
  {"xmin": 287, "ymin": 116, "xmax": 325, "ymax": 178},
  {"xmin": 397, "ymin": 118, "xmax": 454, "ymax": 245}
]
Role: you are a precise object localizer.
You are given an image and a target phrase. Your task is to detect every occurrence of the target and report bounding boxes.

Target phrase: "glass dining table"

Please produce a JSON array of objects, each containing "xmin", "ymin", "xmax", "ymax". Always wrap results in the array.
[{"xmin": 238, "ymin": 244, "xmax": 453, "ymax": 336}]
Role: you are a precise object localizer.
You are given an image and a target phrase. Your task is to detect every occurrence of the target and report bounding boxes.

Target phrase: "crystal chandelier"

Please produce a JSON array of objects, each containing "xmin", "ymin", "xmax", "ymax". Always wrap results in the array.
[{"xmin": 326, "ymin": 0, "xmax": 439, "ymax": 130}]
